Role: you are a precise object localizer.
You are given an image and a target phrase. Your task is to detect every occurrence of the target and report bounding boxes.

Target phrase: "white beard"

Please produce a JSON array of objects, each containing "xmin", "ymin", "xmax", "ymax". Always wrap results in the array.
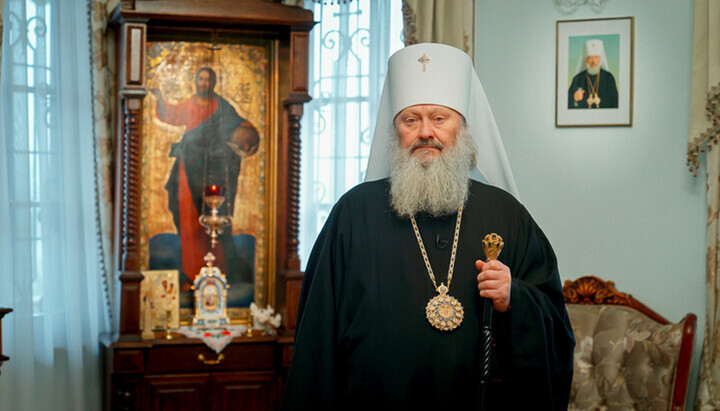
[
  {"xmin": 586, "ymin": 64, "xmax": 601, "ymax": 75},
  {"xmin": 388, "ymin": 127, "xmax": 477, "ymax": 218}
]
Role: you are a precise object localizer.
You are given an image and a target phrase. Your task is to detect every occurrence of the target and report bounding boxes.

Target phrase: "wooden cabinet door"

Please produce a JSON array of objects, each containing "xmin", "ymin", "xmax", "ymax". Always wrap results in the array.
[
  {"xmin": 212, "ymin": 372, "xmax": 277, "ymax": 411},
  {"xmin": 143, "ymin": 374, "xmax": 211, "ymax": 411}
]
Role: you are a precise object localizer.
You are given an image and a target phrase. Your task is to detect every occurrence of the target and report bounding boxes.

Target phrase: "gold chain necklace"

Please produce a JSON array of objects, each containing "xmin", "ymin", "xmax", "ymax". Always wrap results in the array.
[
  {"xmin": 585, "ymin": 72, "xmax": 601, "ymax": 108},
  {"xmin": 410, "ymin": 206, "xmax": 465, "ymax": 331}
]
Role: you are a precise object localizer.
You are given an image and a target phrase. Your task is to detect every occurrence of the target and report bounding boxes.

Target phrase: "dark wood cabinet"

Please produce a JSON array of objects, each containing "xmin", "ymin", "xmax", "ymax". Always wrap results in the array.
[
  {"xmin": 213, "ymin": 372, "xmax": 277, "ymax": 410},
  {"xmin": 104, "ymin": 334, "xmax": 290, "ymax": 410},
  {"xmin": 139, "ymin": 371, "xmax": 277, "ymax": 411},
  {"xmin": 144, "ymin": 374, "xmax": 209, "ymax": 411}
]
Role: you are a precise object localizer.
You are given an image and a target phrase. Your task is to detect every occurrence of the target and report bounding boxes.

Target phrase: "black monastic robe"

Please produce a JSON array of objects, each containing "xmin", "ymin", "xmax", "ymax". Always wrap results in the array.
[
  {"xmin": 567, "ymin": 68, "xmax": 619, "ymax": 109},
  {"xmin": 283, "ymin": 179, "xmax": 575, "ymax": 410}
]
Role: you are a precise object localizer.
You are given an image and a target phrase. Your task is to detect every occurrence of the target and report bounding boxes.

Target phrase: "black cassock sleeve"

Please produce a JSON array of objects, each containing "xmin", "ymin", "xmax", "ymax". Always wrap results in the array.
[
  {"xmin": 281, "ymin": 200, "xmax": 349, "ymax": 410},
  {"xmin": 601, "ymin": 70, "xmax": 619, "ymax": 108},
  {"xmin": 498, "ymin": 208, "xmax": 575, "ymax": 410}
]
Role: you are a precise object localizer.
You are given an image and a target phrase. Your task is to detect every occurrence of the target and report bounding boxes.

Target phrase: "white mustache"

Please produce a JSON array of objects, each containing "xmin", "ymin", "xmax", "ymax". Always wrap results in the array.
[{"xmin": 410, "ymin": 139, "xmax": 443, "ymax": 152}]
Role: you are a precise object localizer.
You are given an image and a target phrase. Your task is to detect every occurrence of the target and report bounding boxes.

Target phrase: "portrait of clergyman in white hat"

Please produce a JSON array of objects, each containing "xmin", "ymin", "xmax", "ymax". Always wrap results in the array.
[{"xmin": 567, "ymin": 36, "xmax": 620, "ymax": 109}]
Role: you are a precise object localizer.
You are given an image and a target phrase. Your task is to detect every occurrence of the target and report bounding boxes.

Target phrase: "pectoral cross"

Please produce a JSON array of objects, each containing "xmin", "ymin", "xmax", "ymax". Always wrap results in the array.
[
  {"xmin": 418, "ymin": 53, "xmax": 431, "ymax": 72},
  {"xmin": 586, "ymin": 93, "xmax": 601, "ymax": 108}
]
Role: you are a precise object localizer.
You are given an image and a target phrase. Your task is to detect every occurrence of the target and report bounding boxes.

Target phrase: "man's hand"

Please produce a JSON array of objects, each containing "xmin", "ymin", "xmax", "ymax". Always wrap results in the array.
[
  {"xmin": 573, "ymin": 87, "xmax": 585, "ymax": 102},
  {"xmin": 476, "ymin": 260, "xmax": 511, "ymax": 312}
]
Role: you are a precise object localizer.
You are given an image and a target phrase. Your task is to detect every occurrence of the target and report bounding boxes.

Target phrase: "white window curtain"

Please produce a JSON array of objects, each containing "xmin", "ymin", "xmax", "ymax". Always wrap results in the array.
[
  {"xmin": 0, "ymin": 0, "xmax": 109, "ymax": 409},
  {"xmin": 300, "ymin": 0, "xmax": 404, "ymax": 267}
]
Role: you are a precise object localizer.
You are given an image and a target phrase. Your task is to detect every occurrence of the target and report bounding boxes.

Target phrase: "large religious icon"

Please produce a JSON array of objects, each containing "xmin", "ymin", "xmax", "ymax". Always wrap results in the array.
[
  {"xmin": 141, "ymin": 40, "xmax": 272, "ymax": 321},
  {"xmin": 556, "ymin": 17, "xmax": 633, "ymax": 127}
]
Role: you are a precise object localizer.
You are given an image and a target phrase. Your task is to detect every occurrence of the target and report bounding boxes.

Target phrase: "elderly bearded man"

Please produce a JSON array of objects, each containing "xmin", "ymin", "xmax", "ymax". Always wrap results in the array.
[
  {"xmin": 282, "ymin": 43, "xmax": 575, "ymax": 410},
  {"xmin": 568, "ymin": 39, "xmax": 619, "ymax": 109}
]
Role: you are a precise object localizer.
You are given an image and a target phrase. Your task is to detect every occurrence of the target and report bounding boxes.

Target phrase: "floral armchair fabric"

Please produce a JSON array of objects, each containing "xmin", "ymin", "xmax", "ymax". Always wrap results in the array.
[{"xmin": 564, "ymin": 276, "xmax": 696, "ymax": 411}]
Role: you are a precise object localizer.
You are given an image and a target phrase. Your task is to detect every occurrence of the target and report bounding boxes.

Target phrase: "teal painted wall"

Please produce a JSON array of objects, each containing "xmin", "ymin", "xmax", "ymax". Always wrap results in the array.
[{"xmin": 475, "ymin": 0, "xmax": 704, "ymax": 405}]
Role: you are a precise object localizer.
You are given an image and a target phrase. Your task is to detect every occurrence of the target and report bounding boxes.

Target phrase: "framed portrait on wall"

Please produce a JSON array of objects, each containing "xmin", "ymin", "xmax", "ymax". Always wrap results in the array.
[
  {"xmin": 139, "ymin": 36, "xmax": 278, "ymax": 323},
  {"xmin": 556, "ymin": 17, "xmax": 634, "ymax": 127}
]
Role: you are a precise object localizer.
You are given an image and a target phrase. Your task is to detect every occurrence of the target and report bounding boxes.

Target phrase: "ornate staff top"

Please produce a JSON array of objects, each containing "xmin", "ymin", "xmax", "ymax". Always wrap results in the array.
[{"xmin": 482, "ymin": 233, "xmax": 504, "ymax": 261}]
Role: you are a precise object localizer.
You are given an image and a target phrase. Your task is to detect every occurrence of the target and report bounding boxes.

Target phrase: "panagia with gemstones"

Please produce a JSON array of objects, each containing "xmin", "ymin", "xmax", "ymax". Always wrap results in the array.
[{"xmin": 282, "ymin": 43, "xmax": 575, "ymax": 410}]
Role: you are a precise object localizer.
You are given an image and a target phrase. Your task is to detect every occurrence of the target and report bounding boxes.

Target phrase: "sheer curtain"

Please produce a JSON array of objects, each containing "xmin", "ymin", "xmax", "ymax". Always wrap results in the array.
[
  {"xmin": 688, "ymin": 0, "xmax": 720, "ymax": 408},
  {"xmin": 299, "ymin": 0, "xmax": 404, "ymax": 266},
  {"xmin": 0, "ymin": 0, "xmax": 109, "ymax": 409}
]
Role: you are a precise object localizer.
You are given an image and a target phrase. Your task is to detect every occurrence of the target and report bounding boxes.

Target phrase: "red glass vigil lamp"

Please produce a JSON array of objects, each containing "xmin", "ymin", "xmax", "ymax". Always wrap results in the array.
[{"xmin": 199, "ymin": 185, "xmax": 232, "ymax": 248}]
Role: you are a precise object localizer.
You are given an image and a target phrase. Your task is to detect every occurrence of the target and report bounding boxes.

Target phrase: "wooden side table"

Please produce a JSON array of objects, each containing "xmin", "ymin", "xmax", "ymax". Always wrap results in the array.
[{"xmin": 0, "ymin": 308, "xmax": 12, "ymax": 374}]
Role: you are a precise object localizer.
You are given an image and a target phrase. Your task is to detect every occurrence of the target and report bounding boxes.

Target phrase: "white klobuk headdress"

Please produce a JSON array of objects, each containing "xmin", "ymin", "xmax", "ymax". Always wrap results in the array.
[
  {"xmin": 574, "ymin": 39, "xmax": 609, "ymax": 76},
  {"xmin": 365, "ymin": 43, "xmax": 519, "ymax": 199}
]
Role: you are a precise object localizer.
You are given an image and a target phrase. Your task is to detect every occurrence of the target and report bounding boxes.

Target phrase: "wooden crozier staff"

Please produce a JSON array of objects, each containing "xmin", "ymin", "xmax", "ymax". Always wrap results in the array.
[{"xmin": 478, "ymin": 233, "xmax": 504, "ymax": 410}]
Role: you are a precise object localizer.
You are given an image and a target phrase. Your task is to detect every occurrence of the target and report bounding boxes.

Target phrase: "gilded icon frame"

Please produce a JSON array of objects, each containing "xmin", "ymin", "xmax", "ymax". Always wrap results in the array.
[{"xmin": 138, "ymin": 33, "xmax": 279, "ymax": 324}]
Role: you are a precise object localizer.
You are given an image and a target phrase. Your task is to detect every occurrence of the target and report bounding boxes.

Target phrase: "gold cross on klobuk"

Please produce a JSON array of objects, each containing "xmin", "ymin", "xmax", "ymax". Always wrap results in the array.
[{"xmin": 418, "ymin": 53, "xmax": 431, "ymax": 72}]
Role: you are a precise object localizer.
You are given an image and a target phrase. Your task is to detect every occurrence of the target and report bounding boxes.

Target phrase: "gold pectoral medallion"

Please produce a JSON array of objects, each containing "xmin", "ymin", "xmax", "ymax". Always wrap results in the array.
[
  {"xmin": 426, "ymin": 284, "xmax": 464, "ymax": 331},
  {"xmin": 586, "ymin": 93, "xmax": 601, "ymax": 108},
  {"xmin": 411, "ymin": 207, "xmax": 465, "ymax": 332},
  {"xmin": 585, "ymin": 73, "xmax": 601, "ymax": 108}
]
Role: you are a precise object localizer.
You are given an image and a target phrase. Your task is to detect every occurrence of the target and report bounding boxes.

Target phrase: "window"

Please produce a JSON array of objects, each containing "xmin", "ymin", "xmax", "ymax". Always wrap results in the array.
[
  {"xmin": 300, "ymin": 0, "xmax": 403, "ymax": 266},
  {"xmin": 4, "ymin": 0, "xmax": 55, "ymax": 314}
]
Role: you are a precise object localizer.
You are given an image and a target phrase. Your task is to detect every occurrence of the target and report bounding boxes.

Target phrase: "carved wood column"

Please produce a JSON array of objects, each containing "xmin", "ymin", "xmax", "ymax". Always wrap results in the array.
[
  {"xmin": 279, "ymin": 31, "xmax": 312, "ymax": 331},
  {"xmin": 286, "ymin": 104, "xmax": 303, "ymax": 271},
  {"xmin": 284, "ymin": 31, "xmax": 310, "ymax": 271},
  {"xmin": 117, "ymin": 21, "xmax": 147, "ymax": 341}
]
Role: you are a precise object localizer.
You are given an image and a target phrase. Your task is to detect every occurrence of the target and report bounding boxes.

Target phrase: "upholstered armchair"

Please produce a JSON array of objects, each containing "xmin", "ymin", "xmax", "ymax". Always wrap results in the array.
[
  {"xmin": 0, "ymin": 308, "xmax": 11, "ymax": 375},
  {"xmin": 563, "ymin": 276, "xmax": 696, "ymax": 411}
]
